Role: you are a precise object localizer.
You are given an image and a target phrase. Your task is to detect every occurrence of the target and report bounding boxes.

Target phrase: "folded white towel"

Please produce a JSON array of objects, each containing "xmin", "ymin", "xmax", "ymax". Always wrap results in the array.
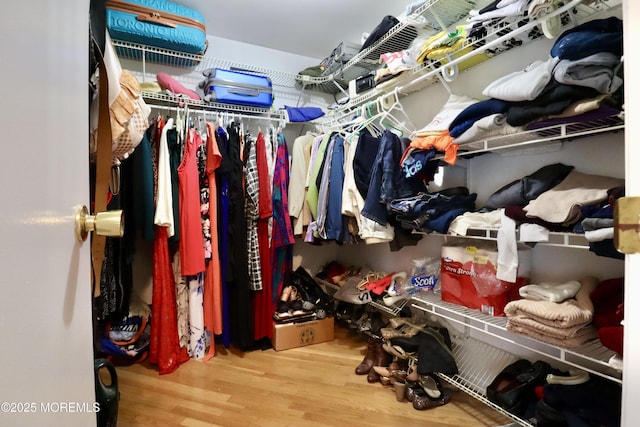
[{"xmin": 519, "ymin": 280, "xmax": 582, "ymax": 303}]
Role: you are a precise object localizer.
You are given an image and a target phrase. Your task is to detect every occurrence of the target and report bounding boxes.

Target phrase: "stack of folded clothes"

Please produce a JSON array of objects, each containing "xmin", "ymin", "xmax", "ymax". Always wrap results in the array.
[
  {"xmin": 504, "ymin": 276, "xmax": 599, "ymax": 347},
  {"xmin": 438, "ymin": 16, "xmax": 623, "ymax": 154},
  {"xmin": 388, "ymin": 187, "xmax": 477, "ymax": 234},
  {"xmin": 574, "ymin": 186, "xmax": 625, "ymax": 260}
]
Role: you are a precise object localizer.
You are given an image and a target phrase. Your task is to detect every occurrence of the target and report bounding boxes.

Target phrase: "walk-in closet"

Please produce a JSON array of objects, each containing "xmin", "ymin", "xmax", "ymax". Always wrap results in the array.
[{"xmin": 1, "ymin": 0, "xmax": 638, "ymax": 426}]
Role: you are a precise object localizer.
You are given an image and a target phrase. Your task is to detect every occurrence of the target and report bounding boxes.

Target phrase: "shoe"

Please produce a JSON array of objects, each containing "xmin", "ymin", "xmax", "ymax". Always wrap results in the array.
[
  {"xmin": 406, "ymin": 359, "xmax": 419, "ymax": 382},
  {"xmin": 275, "ymin": 286, "xmax": 293, "ymax": 317},
  {"xmin": 372, "ymin": 366, "xmax": 407, "ymax": 383},
  {"xmin": 383, "ymin": 294, "xmax": 408, "ymax": 306},
  {"xmin": 419, "ymin": 374, "xmax": 443, "ymax": 399},
  {"xmin": 487, "ymin": 359, "xmax": 550, "ymax": 417},
  {"xmin": 380, "ymin": 324, "xmax": 422, "ymax": 340},
  {"xmin": 412, "ymin": 385, "xmax": 451, "ymax": 410},
  {"xmin": 387, "ymin": 316, "xmax": 411, "ymax": 329},
  {"xmin": 288, "ymin": 287, "xmax": 307, "ymax": 316},
  {"xmin": 382, "ymin": 342, "xmax": 415, "ymax": 360},
  {"xmin": 355, "ymin": 339, "xmax": 378, "ymax": 375},
  {"xmin": 368, "ymin": 342, "xmax": 393, "ymax": 383},
  {"xmin": 289, "ymin": 267, "xmax": 324, "ymax": 310},
  {"xmin": 394, "ymin": 379, "xmax": 407, "ymax": 402}
]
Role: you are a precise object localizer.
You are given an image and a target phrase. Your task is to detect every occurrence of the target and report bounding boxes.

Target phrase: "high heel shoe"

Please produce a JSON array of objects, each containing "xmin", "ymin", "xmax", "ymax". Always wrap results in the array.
[
  {"xmin": 372, "ymin": 366, "xmax": 407, "ymax": 383},
  {"xmin": 412, "ymin": 375, "xmax": 451, "ymax": 410},
  {"xmin": 380, "ymin": 324, "xmax": 422, "ymax": 340},
  {"xmin": 367, "ymin": 342, "xmax": 393, "ymax": 383},
  {"xmin": 419, "ymin": 374, "xmax": 443, "ymax": 399}
]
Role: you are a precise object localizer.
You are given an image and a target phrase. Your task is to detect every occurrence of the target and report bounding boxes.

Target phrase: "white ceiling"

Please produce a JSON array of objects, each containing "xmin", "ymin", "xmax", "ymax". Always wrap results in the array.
[{"xmin": 173, "ymin": 0, "xmax": 409, "ymax": 59}]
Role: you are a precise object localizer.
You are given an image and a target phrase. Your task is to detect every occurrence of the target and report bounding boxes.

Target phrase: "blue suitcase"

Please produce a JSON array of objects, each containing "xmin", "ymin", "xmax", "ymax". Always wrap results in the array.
[
  {"xmin": 106, "ymin": 0, "xmax": 207, "ymax": 58},
  {"xmin": 205, "ymin": 68, "xmax": 274, "ymax": 108}
]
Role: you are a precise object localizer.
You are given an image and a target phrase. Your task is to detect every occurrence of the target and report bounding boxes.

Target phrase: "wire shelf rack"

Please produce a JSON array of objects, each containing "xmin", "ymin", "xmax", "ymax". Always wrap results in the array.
[
  {"xmin": 457, "ymin": 229, "xmax": 592, "ymax": 249},
  {"xmin": 141, "ymin": 91, "xmax": 287, "ymax": 122},
  {"xmin": 326, "ymin": 0, "xmax": 620, "ymax": 111},
  {"xmin": 411, "ymin": 293, "xmax": 622, "ymax": 384},
  {"xmin": 436, "ymin": 337, "xmax": 537, "ymax": 427},
  {"xmin": 454, "ymin": 113, "xmax": 625, "ymax": 158}
]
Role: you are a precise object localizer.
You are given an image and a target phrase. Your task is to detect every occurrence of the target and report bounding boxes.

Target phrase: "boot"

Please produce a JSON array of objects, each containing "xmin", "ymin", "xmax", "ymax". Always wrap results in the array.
[
  {"xmin": 367, "ymin": 341, "xmax": 393, "ymax": 383},
  {"xmin": 355, "ymin": 339, "xmax": 378, "ymax": 375}
]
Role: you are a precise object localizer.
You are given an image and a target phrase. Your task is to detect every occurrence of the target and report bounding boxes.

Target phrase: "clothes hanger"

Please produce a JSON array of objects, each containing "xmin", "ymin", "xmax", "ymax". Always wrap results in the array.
[{"xmin": 377, "ymin": 89, "xmax": 416, "ymax": 137}]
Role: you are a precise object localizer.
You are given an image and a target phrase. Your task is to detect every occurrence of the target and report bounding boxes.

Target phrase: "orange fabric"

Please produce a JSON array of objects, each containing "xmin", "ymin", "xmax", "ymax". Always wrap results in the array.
[
  {"xmin": 203, "ymin": 123, "xmax": 223, "ymax": 362},
  {"xmin": 410, "ymin": 132, "xmax": 458, "ymax": 165}
]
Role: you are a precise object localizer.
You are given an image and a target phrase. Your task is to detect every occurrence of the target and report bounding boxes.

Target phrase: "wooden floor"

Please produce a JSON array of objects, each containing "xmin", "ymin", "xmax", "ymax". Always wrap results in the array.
[{"xmin": 115, "ymin": 322, "xmax": 512, "ymax": 427}]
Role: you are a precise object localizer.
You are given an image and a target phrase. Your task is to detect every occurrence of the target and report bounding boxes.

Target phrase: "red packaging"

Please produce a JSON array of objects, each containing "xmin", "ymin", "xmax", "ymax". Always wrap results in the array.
[{"xmin": 440, "ymin": 239, "xmax": 531, "ymax": 316}]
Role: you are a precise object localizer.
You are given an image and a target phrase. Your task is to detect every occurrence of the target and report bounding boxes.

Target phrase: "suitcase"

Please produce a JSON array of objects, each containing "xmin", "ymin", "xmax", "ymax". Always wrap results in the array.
[
  {"xmin": 205, "ymin": 68, "xmax": 273, "ymax": 108},
  {"xmin": 106, "ymin": 0, "xmax": 207, "ymax": 60}
]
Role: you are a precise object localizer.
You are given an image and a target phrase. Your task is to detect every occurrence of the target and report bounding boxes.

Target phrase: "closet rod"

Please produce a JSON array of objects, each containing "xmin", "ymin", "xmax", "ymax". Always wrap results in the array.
[{"xmin": 148, "ymin": 104, "xmax": 286, "ymax": 124}]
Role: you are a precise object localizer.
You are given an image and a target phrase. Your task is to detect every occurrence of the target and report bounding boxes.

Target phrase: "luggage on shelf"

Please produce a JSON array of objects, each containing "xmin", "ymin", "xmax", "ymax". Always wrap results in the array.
[{"xmin": 106, "ymin": 0, "xmax": 207, "ymax": 57}]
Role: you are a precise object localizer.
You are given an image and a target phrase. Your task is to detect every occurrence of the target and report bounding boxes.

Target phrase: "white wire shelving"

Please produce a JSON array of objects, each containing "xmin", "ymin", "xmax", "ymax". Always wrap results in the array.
[
  {"xmin": 409, "ymin": 292, "xmax": 622, "ymax": 426},
  {"xmin": 456, "ymin": 228, "xmax": 592, "ymax": 249},
  {"xmin": 411, "ymin": 292, "xmax": 622, "ymax": 384},
  {"xmin": 321, "ymin": 0, "xmax": 621, "ymax": 112}
]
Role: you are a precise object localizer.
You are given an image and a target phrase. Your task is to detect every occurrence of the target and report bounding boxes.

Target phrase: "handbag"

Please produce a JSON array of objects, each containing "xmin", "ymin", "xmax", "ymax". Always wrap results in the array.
[{"xmin": 90, "ymin": 32, "xmax": 151, "ymax": 166}]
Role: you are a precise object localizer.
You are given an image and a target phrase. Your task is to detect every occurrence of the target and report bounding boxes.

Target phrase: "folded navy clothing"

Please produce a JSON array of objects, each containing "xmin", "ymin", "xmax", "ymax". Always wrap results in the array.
[
  {"xmin": 448, "ymin": 98, "xmax": 512, "ymax": 136},
  {"xmin": 422, "ymin": 207, "xmax": 468, "ymax": 234},
  {"xmin": 551, "ymin": 17, "xmax": 623, "ymax": 61},
  {"xmin": 283, "ymin": 105, "xmax": 325, "ymax": 122}
]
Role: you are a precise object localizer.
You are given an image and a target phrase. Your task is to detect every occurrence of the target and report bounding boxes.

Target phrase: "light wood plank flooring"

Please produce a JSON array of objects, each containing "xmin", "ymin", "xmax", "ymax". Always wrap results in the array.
[{"xmin": 115, "ymin": 322, "xmax": 512, "ymax": 427}]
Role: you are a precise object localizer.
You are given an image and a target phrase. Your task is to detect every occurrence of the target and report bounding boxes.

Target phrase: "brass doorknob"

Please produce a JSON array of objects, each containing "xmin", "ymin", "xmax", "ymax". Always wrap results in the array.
[{"xmin": 74, "ymin": 205, "xmax": 124, "ymax": 242}]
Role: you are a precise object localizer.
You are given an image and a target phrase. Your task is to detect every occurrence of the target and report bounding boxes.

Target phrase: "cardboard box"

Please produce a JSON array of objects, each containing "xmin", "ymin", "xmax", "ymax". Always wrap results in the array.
[
  {"xmin": 273, "ymin": 317, "xmax": 335, "ymax": 351},
  {"xmin": 440, "ymin": 239, "xmax": 531, "ymax": 316}
]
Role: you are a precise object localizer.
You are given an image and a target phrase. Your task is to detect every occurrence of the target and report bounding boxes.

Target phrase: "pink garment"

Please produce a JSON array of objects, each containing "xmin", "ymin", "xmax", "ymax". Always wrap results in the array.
[
  {"xmin": 157, "ymin": 72, "xmax": 201, "ymax": 100},
  {"xmin": 178, "ymin": 129, "xmax": 206, "ymax": 276}
]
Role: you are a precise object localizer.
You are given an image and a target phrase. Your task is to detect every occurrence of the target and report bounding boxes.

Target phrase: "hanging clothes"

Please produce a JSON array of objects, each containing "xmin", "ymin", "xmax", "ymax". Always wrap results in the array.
[
  {"xmin": 214, "ymin": 126, "xmax": 232, "ymax": 347},
  {"xmin": 154, "ymin": 118, "xmax": 175, "ymax": 236},
  {"xmin": 172, "ymin": 252, "xmax": 189, "ymax": 350},
  {"xmin": 245, "ymin": 136, "xmax": 262, "ymax": 292},
  {"xmin": 226, "ymin": 123, "xmax": 254, "ymax": 350},
  {"xmin": 203, "ymin": 122, "xmax": 223, "ymax": 361},
  {"xmin": 252, "ymin": 132, "xmax": 274, "ymax": 341},
  {"xmin": 149, "ymin": 117, "xmax": 189, "ymax": 375},
  {"xmin": 178, "ymin": 128, "xmax": 207, "ymax": 359},
  {"xmin": 167, "ymin": 126, "xmax": 182, "ymax": 249},
  {"xmin": 271, "ymin": 132, "xmax": 295, "ymax": 304},
  {"xmin": 178, "ymin": 128, "xmax": 206, "ymax": 276},
  {"xmin": 288, "ymin": 132, "xmax": 315, "ymax": 236},
  {"xmin": 149, "ymin": 226, "xmax": 189, "ymax": 374}
]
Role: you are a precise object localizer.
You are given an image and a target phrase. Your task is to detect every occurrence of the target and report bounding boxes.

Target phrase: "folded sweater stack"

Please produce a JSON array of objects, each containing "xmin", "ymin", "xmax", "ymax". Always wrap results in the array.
[{"xmin": 504, "ymin": 276, "xmax": 599, "ymax": 347}]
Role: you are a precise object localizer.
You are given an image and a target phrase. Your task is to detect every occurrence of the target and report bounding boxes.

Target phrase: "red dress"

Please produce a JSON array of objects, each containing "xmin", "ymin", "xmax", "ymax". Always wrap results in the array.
[{"xmin": 178, "ymin": 129, "xmax": 206, "ymax": 276}]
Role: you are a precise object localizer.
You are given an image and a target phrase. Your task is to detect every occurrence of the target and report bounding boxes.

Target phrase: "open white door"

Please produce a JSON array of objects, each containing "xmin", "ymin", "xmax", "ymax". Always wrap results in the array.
[
  {"xmin": 0, "ymin": 1, "xmax": 96, "ymax": 427},
  {"xmin": 622, "ymin": 1, "xmax": 640, "ymax": 426}
]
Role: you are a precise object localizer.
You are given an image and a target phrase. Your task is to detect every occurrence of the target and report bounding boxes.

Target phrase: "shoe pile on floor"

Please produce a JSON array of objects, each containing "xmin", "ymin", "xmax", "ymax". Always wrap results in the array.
[
  {"xmin": 353, "ymin": 315, "xmax": 458, "ymax": 411},
  {"xmin": 273, "ymin": 267, "xmax": 333, "ymax": 323}
]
